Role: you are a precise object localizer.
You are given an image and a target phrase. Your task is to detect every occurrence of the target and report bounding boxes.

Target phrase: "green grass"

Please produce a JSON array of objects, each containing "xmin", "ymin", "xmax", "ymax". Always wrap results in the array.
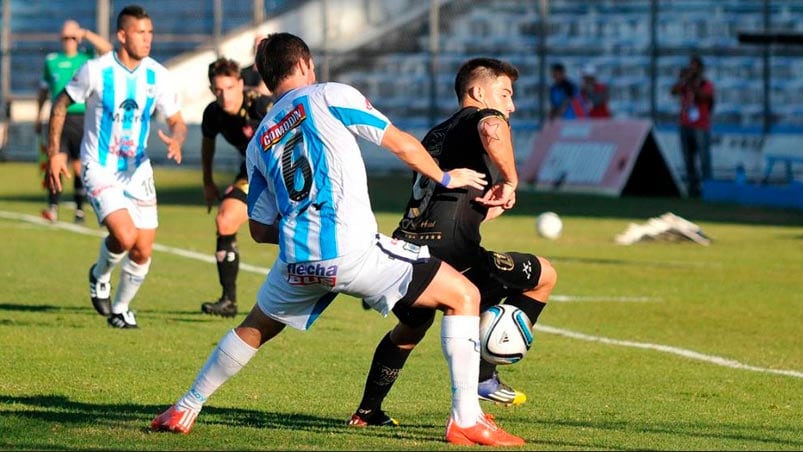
[{"xmin": 1, "ymin": 161, "xmax": 801, "ymax": 450}]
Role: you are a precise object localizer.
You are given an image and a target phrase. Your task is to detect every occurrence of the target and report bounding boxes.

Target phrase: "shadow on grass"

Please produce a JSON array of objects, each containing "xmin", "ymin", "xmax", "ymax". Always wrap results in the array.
[
  {"xmin": 538, "ymin": 418, "xmax": 803, "ymax": 450},
  {"xmin": 0, "ymin": 393, "xmax": 447, "ymax": 445},
  {"xmin": 2, "ymin": 393, "xmax": 799, "ymax": 450}
]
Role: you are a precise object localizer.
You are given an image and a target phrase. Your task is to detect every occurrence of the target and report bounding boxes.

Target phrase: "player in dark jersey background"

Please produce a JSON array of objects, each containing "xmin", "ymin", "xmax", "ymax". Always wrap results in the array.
[
  {"xmin": 348, "ymin": 57, "xmax": 558, "ymax": 427},
  {"xmin": 199, "ymin": 57, "xmax": 273, "ymax": 318}
]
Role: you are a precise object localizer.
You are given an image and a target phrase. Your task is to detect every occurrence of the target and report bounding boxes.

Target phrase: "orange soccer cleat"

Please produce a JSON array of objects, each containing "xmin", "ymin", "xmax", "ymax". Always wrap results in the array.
[
  {"xmin": 151, "ymin": 405, "xmax": 198, "ymax": 434},
  {"xmin": 445, "ymin": 413, "xmax": 525, "ymax": 446}
]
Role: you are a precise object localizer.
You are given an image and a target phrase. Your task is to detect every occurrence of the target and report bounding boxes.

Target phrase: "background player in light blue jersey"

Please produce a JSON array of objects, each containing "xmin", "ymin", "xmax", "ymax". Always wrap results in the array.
[
  {"xmin": 44, "ymin": 5, "xmax": 187, "ymax": 329},
  {"xmin": 152, "ymin": 32, "xmax": 525, "ymax": 446}
]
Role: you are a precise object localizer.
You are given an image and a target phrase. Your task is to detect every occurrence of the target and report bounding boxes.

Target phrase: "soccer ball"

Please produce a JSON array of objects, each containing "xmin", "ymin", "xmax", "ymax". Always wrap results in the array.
[
  {"xmin": 479, "ymin": 304, "xmax": 533, "ymax": 365},
  {"xmin": 536, "ymin": 211, "xmax": 563, "ymax": 240}
]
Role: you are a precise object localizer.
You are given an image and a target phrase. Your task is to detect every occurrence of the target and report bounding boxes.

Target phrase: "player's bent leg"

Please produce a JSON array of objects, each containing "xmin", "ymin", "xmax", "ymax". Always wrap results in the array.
[
  {"xmin": 152, "ymin": 306, "xmax": 284, "ymax": 434},
  {"xmin": 418, "ymin": 263, "xmax": 523, "ymax": 445},
  {"xmin": 202, "ymin": 196, "xmax": 247, "ymax": 317},
  {"xmin": 103, "ymin": 209, "xmax": 140, "ymax": 252},
  {"xmin": 347, "ymin": 318, "xmax": 433, "ymax": 427}
]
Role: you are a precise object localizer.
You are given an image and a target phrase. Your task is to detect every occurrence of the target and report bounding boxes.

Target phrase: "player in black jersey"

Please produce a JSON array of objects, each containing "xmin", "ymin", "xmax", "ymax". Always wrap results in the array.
[
  {"xmin": 199, "ymin": 57, "xmax": 273, "ymax": 318},
  {"xmin": 348, "ymin": 58, "xmax": 558, "ymax": 426}
]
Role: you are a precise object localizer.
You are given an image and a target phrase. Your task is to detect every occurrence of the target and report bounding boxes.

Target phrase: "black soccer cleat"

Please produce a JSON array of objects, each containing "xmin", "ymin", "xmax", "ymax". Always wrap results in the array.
[
  {"xmin": 346, "ymin": 409, "xmax": 399, "ymax": 427},
  {"xmin": 201, "ymin": 297, "xmax": 238, "ymax": 318},
  {"xmin": 89, "ymin": 264, "xmax": 112, "ymax": 317},
  {"xmin": 107, "ymin": 310, "xmax": 138, "ymax": 329}
]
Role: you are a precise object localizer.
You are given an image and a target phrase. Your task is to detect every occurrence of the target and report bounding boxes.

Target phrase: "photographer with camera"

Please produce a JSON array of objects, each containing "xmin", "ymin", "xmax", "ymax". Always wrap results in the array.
[{"xmin": 671, "ymin": 54, "xmax": 715, "ymax": 198}]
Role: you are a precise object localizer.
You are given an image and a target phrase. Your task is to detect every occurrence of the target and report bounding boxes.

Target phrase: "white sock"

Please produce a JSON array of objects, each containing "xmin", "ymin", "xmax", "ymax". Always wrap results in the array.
[
  {"xmin": 93, "ymin": 238, "xmax": 126, "ymax": 282},
  {"xmin": 111, "ymin": 257, "xmax": 150, "ymax": 314},
  {"xmin": 441, "ymin": 315, "xmax": 483, "ymax": 427},
  {"xmin": 176, "ymin": 329, "xmax": 258, "ymax": 412}
]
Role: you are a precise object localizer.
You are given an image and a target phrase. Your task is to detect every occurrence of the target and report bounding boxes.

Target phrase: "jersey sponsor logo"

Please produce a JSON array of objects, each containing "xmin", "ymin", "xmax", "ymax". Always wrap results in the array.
[
  {"xmin": 110, "ymin": 99, "xmax": 142, "ymax": 125},
  {"xmin": 286, "ymin": 262, "xmax": 338, "ymax": 288},
  {"xmin": 108, "ymin": 135, "xmax": 138, "ymax": 157},
  {"xmin": 260, "ymin": 104, "xmax": 306, "ymax": 150}
]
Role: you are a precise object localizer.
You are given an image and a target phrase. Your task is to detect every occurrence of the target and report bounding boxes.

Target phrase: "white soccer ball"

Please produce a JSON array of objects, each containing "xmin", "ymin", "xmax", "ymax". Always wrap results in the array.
[
  {"xmin": 479, "ymin": 304, "xmax": 533, "ymax": 365},
  {"xmin": 536, "ymin": 211, "xmax": 563, "ymax": 240}
]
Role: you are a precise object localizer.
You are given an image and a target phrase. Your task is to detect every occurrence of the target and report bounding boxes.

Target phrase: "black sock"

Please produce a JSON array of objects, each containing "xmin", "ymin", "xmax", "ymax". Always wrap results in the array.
[
  {"xmin": 505, "ymin": 293, "xmax": 547, "ymax": 325},
  {"xmin": 479, "ymin": 358, "xmax": 498, "ymax": 382},
  {"xmin": 357, "ymin": 332, "xmax": 412, "ymax": 414},
  {"xmin": 74, "ymin": 178, "xmax": 85, "ymax": 211},
  {"xmin": 216, "ymin": 234, "xmax": 239, "ymax": 302},
  {"xmin": 47, "ymin": 191, "xmax": 59, "ymax": 208}
]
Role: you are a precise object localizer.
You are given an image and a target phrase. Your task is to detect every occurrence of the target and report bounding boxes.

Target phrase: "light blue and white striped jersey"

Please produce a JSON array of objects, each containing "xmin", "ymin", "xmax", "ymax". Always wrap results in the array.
[
  {"xmin": 246, "ymin": 82, "xmax": 390, "ymax": 263},
  {"xmin": 65, "ymin": 52, "xmax": 180, "ymax": 173}
]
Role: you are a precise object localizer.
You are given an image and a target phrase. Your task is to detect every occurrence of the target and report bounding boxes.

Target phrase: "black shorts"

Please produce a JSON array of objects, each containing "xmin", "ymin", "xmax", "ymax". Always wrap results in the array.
[
  {"xmin": 469, "ymin": 250, "xmax": 542, "ymax": 310},
  {"xmin": 392, "ymin": 248, "xmax": 542, "ymax": 327},
  {"xmin": 223, "ymin": 162, "xmax": 248, "ymax": 203},
  {"xmin": 391, "ymin": 257, "xmax": 441, "ymax": 328},
  {"xmin": 61, "ymin": 114, "xmax": 84, "ymax": 160}
]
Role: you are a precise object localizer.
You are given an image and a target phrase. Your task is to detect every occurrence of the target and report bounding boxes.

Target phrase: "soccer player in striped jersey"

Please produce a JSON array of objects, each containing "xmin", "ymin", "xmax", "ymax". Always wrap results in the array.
[
  {"xmin": 152, "ymin": 32, "xmax": 524, "ymax": 446},
  {"xmin": 44, "ymin": 5, "xmax": 187, "ymax": 329}
]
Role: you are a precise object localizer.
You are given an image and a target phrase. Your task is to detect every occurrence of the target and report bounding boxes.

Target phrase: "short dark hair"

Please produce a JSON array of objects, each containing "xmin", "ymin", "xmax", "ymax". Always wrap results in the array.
[
  {"xmin": 255, "ymin": 32, "xmax": 312, "ymax": 92},
  {"xmin": 208, "ymin": 57, "xmax": 241, "ymax": 84},
  {"xmin": 117, "ymin": 5, "xmax": 150, "ymax": 31},
  {"xmin": 551, "ymin": 62, "xmax": 565, "ymax": 73},
  {"xmin": 454, "ymin": 57, "xmax": 519, "ymax": 100}
]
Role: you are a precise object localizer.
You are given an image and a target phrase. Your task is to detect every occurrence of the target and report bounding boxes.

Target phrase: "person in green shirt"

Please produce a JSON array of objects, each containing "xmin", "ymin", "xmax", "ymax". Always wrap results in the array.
[{"xmin": 36, "ymin": 19, "xmax": 112, "ymax": 223}]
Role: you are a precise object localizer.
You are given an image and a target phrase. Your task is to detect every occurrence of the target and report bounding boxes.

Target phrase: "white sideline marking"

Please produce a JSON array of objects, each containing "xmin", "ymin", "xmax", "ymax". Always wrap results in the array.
[
  {"xmin": 536, "ymin": 325, "xmax": 803, "ymax": 379},
  {"xmin": 0, "ymin": 210, "xmax": 271, "ymax": 274},
  {"xmin": 2, "ymin": 209, "xmax": 801, "ymax": 379}
]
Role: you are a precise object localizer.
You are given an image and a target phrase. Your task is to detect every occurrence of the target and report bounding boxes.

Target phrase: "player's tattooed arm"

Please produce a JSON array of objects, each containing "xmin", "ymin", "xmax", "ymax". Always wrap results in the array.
[
  {"xmin": 46, "ymin": 91, "xmax": 73, "ymax": 157},
  {"xmin": 478, "ymin": 115, "xmax": 517, "ymax": 189},
  {"xmin": 480, "ymin": 117, "xmax": 503, "ymax": 142}
]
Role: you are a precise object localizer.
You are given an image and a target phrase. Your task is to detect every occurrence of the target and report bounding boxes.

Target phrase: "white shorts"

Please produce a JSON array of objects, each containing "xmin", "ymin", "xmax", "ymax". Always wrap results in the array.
[
  {"xmin": 82, "ymin": 159, "xmax": 159, "ymax": 229},
  {"xmin": 256, "ymin": 234, "xmax": 430, "ymax": 331}
]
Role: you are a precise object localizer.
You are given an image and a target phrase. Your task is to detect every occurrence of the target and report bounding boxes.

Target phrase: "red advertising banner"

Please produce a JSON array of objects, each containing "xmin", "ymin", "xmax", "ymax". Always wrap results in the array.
[{"xmin": 519, "ymin": 119, "xmax": 679, "ymax": 197}]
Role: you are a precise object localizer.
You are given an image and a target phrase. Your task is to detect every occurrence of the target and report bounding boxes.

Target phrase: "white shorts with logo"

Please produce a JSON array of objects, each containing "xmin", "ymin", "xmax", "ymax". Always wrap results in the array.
[
  {"xmin": 256, "ymin": 234, "xmax": 430, "ymax": 331},
  {"xmin": 81, "ymin": 159, "xmax": 158, "ymax": 229}
]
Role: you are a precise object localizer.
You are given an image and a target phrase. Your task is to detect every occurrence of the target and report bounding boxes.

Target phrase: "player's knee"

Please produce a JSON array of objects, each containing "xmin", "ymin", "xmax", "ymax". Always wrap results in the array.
[
  {"xmin": 451, "ymin": 279, "xmax": 481, "ymax": 315},
  {"xmin": 111, "ymin": 230, "xmax": 138, "ymax": 251},
  {"xmin": 537, "ymin": 257, "xmax": 558, "ymax": 293},
  {"xmin": 390, "ymin": 321, "xmax": 430, "ymax": 349},
  {"xmin": 128, "ymin": 246, "xmax": 153, "ymax": 263}
]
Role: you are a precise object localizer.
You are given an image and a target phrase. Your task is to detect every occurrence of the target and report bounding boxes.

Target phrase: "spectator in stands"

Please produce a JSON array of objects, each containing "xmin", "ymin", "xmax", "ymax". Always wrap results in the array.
[
  {"xmin": 240, "ymin": 34, "xmax": 271, "ymax": 96},
  {"xmin": 670, "ymin": 54, "xmax": 715, "ymax": 198},
  {"xmin": 548, "ymin": 62, "xmax": 587, "ymax": 120},
  {"xmin": 579, "ymin": 64, "xmax": 611, "ymax": 118},
  {"xmin": 36, "ymin": 19, "xmax": 112, "ymax": 223}
]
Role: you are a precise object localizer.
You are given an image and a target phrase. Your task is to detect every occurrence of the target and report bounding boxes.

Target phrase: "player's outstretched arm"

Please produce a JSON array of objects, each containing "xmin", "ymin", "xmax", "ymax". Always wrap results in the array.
[{"xmin": 380, "ymin": 125, "xmax": 487, "ymax": 190}]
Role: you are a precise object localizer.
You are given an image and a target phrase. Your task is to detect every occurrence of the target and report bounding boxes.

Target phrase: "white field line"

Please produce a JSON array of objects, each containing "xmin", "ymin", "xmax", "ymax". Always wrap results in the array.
[
  {"xmin": 3, "ymin": 209, "xmax": 801, "ymax": 379},
  {"xmin": 536, "ymin": 325, "xmax": 803, "ymax": 379}
]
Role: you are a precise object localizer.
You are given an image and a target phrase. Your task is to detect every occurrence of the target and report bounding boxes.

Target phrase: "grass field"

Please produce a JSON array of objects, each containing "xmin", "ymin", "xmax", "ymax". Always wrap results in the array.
[{"xmin": 1, "ymin": 161, "xmax": 801, "ymax": 450}]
